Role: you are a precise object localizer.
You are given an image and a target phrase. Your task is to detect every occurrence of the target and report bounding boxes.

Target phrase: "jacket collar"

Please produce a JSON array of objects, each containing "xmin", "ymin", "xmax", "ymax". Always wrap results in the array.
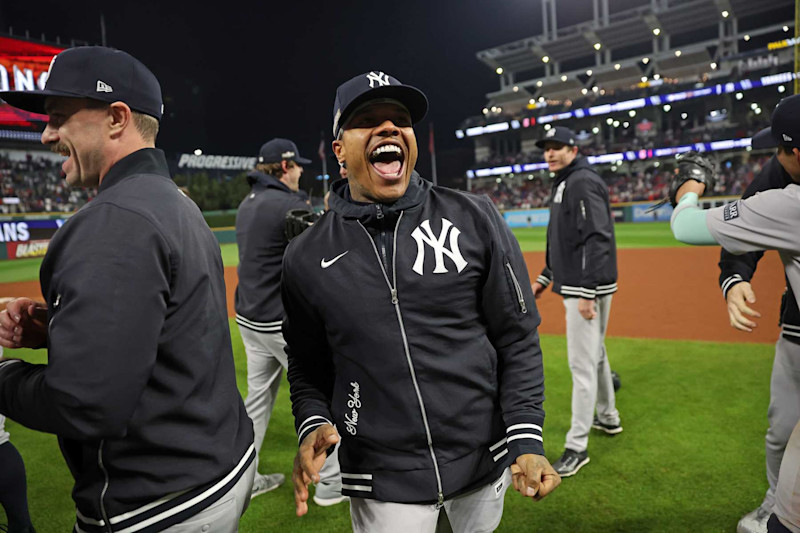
[
  {"xmin": 98, "ymin": 148, "xmax": 170, "ymax": 193},
  {"xmin": 328, "ymin": 170, "xmax": 429, "ymax": 225},
  {"xmin": 246, "ymin": 170, "xmax": 294, "ymax": 193},
  {"xmin": 553, "ymin": 154, "xmax": 591, "ymax": 185}
]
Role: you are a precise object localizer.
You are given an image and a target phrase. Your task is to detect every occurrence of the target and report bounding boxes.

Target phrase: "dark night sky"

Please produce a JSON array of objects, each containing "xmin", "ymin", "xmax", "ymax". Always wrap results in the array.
[{"xmin": 0, "ymin": 0, "xmax": 648, "ymax": 173}]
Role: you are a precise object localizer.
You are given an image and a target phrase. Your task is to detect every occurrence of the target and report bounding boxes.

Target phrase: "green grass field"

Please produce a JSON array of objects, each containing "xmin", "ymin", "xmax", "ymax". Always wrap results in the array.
[{"xmin": 0, "ymin": 221, "xmax": 774, "ymax": 531}]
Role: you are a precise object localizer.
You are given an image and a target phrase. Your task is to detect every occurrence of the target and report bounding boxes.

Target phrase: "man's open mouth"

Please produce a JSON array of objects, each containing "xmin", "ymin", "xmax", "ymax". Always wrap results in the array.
[{"xmin": 369, "ymin": 143, "xmax": 405, "ymax": 178}]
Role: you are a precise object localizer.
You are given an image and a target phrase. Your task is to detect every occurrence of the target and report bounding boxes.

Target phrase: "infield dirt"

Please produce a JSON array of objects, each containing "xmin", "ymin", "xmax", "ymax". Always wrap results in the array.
[{"xmin": 0, "ymin": 247, "xmax": 786, "ymax": 344}]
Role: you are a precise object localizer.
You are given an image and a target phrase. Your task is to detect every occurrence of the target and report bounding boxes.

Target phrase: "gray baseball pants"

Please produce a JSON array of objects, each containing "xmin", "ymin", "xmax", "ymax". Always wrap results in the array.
[
  {"xmin": 773, "ymin": 420, "xmax": 800, "ymax": 532},
  {"xmin": 563, "ymin": 294, "xmax": 619, "ymax": 453},
  {"xmin": 762, "ymin": 335, "xmax": 800, "ymax": 512},
  {"xmin": 238, "ymin": 326, "xmax": 340, "ymax": 482},
  {"xmin": 350, "ymin": 468, "xmax": 511, "ymax": 533}
]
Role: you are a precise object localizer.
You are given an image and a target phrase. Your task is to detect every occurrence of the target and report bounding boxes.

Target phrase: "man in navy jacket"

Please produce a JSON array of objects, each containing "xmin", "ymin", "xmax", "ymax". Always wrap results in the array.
[{"xmin": 284, "ymin": 71, "xmax": 560, "ymax": 531}]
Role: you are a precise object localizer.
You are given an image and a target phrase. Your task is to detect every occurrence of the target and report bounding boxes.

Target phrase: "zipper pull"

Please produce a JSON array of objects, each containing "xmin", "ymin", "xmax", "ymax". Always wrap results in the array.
[
  {"xmin": 376, "ymin": 205, "xmax": 384, "ymax": 220},
  {"xmin": 436, "ymin": 491, "xmax": 444, "ymax": 510},
  {"xmin": 390, "ymin": 288, "xmax": 398, "ymax": 305}
]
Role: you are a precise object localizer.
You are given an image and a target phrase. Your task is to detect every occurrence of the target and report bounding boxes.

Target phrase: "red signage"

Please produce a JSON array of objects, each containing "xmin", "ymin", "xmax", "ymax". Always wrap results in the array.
[{"xmin": 0, "ymin": 36, "xmax": 65, "ymax": 127}]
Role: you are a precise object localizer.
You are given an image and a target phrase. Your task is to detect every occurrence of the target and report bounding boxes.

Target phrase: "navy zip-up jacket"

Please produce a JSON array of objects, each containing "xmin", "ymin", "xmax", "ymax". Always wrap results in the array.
[
  {"xmin": 283, "ymin": 175, "xmax": 546, "ymax": 504},
  {"xmin": 0, "ymin": 149, "xmax": 254, "ymax": 533},
  {"xmin": 718, "ymin": 155, "xmax": 800, "ymax": 343},
  {"xmin": 537, "ymin": 155, "xmax": 618, "ymax": 299},
  {"xmin": 234, "ymin": 171, "xmax": 308, "ymax": 333}
]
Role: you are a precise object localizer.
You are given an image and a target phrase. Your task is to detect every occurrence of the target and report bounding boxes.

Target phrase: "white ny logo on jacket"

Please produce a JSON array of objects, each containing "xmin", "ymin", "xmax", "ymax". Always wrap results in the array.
[{"xmin": 410, "ymin": 219, "xmax": 468, "ymax": 276}]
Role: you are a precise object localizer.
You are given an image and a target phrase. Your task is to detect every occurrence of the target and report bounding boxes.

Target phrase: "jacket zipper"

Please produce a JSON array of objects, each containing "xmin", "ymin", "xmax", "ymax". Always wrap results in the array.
[
  {"xmin": 98, "ymin": 440, "xmax": 112, "ymax": 532},
  {"xmin": 357, "ymin": 213, "xmax": 445, "ymax": 508},
  {"xmin": 505, "ymin": 263, "xmax": 528, "ymax": 314},
  {"xmin": 376, "ymin": 205, "xmax": 389, "ymax": 273}
]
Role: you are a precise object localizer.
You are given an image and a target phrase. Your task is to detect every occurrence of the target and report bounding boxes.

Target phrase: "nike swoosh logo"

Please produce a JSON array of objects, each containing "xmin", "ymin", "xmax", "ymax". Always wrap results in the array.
[{"xmin": 321, "ymin": 251, "xmax": 349, "ymax": 269}]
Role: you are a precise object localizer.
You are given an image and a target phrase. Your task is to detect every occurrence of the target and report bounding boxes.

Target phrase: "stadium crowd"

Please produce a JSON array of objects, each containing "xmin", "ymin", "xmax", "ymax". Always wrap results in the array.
[
  {"xmin": 471, "ymin": 154, "xmax": 771, "ymax": 210},
  {"xmin": 0, "ymin": 153, "xmax": 93, "ymax": 213}
]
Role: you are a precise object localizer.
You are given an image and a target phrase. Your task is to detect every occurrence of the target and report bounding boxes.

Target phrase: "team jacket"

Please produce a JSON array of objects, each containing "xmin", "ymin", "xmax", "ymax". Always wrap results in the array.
[
  {"xmin": 234, "ymin": 171, "xmax": 308, "ymax": 333},
  {"xmin": 718, "ymin": 155, "xmax": 800, "ymax": 344},
  {"xmin": 283, "ymin": 175, "xmax": 546, "ymax": 504},
  {"xmin": 537, "ymin": 156, "xmax": 618, "ymax": 298},
  {"xmin": 0, "ymin": 149, "xmax": 255, "ymax": 533}
]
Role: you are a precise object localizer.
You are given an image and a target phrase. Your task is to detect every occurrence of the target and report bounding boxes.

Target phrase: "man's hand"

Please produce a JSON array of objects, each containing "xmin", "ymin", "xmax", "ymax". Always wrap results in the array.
[
  {"xmin": 726, "ymin": 282, "xmax": 761, "ymax": 332},
  {"xmin": 510, "ymin": 454, "xmax": 560, "ymax": 501},
  {"xmin": 293, "ymin": 424, "xmax": 339, "ymax": 517},
  {"xmin": 0, "ymin": 298, "xmax": 48, "ymax": 349},
  {"xmin": 674, "ymin": 180, "xmax": 706, "ymax": 204},
  {"xmin": 532, "ymin": 282, "xmax": 546, "ymax": 300},
  {"xmin": 578, "ymin": 298, "xmax": 597, "ymax": 320}
]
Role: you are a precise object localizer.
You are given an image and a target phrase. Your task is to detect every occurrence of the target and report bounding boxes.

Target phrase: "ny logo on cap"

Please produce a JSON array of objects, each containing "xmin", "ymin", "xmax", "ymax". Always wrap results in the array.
[
  {"xmin": 96, "ymin": 80, "xmax": 113, "ymax": 93},
  {"xmin": 281, "ymin": 151, "xmax": 296, "ymax": 159},
  {"xmin": 366, "ymin": 71, "xmax": 390, "ymax": 88},
  {"xmin": 546, "ymin": 128, "xmax": 556, "ymax": 137},
  {"xmin": 784, "ymin": 133, "xmax": 793, "ymax": 142}
]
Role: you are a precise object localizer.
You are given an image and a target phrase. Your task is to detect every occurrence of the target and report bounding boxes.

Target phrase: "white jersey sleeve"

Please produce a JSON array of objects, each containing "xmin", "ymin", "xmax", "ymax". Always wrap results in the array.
[
  {"xmin": 706, "ymin": 184, "xmax": 800, "ymax": 256},
  {"xmin": 0, "ymin": 414, "xmax": 8, "ymax": 445}
]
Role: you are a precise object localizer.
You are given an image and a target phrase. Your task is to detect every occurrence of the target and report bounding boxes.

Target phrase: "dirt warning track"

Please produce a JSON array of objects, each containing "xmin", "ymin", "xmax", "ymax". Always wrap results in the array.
[{"xmin": 1, "ymin": 247, "xmax": 786, "ymax": 344}]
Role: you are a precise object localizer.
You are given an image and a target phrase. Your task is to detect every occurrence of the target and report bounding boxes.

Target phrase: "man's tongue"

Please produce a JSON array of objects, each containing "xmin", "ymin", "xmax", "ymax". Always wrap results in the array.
[{"xmin": 373, "ymin": 160, "xmax": 402, "ymax": 176}]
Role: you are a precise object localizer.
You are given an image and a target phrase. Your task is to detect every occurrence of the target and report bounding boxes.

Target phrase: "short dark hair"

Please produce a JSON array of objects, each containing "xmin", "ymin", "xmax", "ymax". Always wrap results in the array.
[
  {"xmin": 84, "ymin": 99, "xmax": 159, "ymax": 143},
  {"xmin": 255, "ymin": 160, "xmax": 296, "ymax": 177},
  {"xmin": 778, "ymin": 143, "xmax": 796, "ymax": 155}
]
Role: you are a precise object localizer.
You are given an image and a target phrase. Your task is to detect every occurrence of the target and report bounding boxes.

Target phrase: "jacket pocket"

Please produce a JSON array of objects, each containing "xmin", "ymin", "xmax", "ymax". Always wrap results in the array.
[{"xmin": 504, "ymin": 261, "xmax": 528, "ymax": 314}]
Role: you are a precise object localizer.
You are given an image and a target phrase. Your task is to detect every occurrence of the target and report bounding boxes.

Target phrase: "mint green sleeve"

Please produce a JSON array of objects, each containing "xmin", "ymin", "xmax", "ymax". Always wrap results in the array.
[{"xmin": 669, "ymin": 192, "xmax": 719, "ymax": 245}]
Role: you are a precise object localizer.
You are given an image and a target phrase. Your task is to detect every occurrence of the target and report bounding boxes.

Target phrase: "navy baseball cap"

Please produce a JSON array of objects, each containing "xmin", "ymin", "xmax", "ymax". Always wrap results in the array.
[
  {"xmin": 751, "ymin": 94, "xmax": 800, "ymax": 150},
  {"xmin": 0, "ymin": 46, "xmax": 163, "ymax": 121},
  {"xmin": 258, "ymin": 138, "xmax": 311, "ymax": 165},
  {"xmin": 536, "ymin": 126, "xmax": 577, "ymax": 149},
  {"xmin": 332, "ymin": 71, "xmax": 428, "ymax": 138}
]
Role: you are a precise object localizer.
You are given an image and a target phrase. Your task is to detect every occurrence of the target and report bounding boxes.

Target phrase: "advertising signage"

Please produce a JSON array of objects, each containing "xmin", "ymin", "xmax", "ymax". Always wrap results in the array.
[{"xmin": 0, "ymin": 36, "xmax": 65, "ymax": 127}]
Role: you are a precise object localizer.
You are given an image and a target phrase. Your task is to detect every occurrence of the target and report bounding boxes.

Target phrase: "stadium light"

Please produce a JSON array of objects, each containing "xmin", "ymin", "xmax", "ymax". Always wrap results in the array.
[
  {"xmin": 496, "ymin": 178, "xmax": 502, "ymax": 183},
  {"xmin": 653, "ymin": 28, "xmax": 661, "ymax": 36},
  {"xmin": 642, "ymin": 57, "xmax": 650, "ymax": 64},
  {"xmin": 614, "ymin": 63, "xmax": 621, "ymax": 70},
  {"xmin": 755, "ymin": 108, "xmax": 762, "ymax": 115},
  {"xmin": 497, "ymin": 107, "xmax": 503, "ymax": 112},
  {"xmin": 542, "ymin": 56, "xmax": 550, "ymax": 63},
  {"xmin": 675, "ymin": 50, "xmax": 682, "ymax": 57},
  {"xmin": 681, "ymin": 112, "xmax": 688, "ymax": 119},
  {"xmin": 529, "ymin": 99, "xmax": 536, "ymax": 105},
  {"xmin": 582, "ymin": 88, "xmax": 589, "ymax": 95},
  {"xmin": 592, "ymin": 127, "xmax": 600, "ymax": 134},
  {"xmin": 653, "ymin": 74, "xmax": 661, "ymax": 80},
  {"xmin": 654, "ymin": 161, "xmax": 661, "ymax": 167},
  {"xmin": 744, "ymin": 34, "xmax": 751, "ymax": 41},
  {"xmin": 536, "ymin": 81, "xmax": 543, "ymax": 87},
  {"xmin": 623, "ymin": 122, "xmax": 630, "ymax": 128},
  {"xmin": 721, "ymin": 10, "xmax": 729, "ymax": 17},
  {"xmin": 491, "ymin": 106, "xmax": 497, "ymax": 112},
  {"xmin": 513, "ymin": 86, "xmax": 519, "ymax": 92},
  {"xmin": 482, "ymin": 108, "xmax": 489, "ymax": 114},
  {"xmin": 613, "ymin": 120, "xmax": 620, "ymax": 127},
  {"xmin": 586, "ymin": 69, "xmax": 593, "ymax": 76},
  {"xmin": 628, "ymin": 110, "xmax": 636, "ymax": 117},
  {"xmin": 594, "ymin": 42, "xmax": 602, "ymax": 50},
  {"xmin": 561, "ymin": 75, "xmax": 568, "ymax": 82},
  {"xmin": 544, "ymin": 124, "xmax": 552, "ymax": 130},
  {"xmin": 779, "ymin": 85, "xmax": 786, "ymax": 93},
  {"xmin": 193, "ymin": 149, "xmax": 202, "ymax": 156},
  {"xmin": 710, "ymin": 62, "xmax": 718, "ymax": 69},
  {"xmin": 641, "ymin": 76, "xmax": 648, "ymax": 82},
  {"xmin": 735, "ymin": 92, "xmax": 743, "ymax": 100},
  {"xmin": 592, "ymin": 86, "xmax": 599, "ymax": 93},
  {"xmin": 538, "ymin": 96, "xmax": 545, "ymax": 102},
  {"xmin": 496, "ymin": 67, "xmax": 504, "ymax": 75},
  {"xmin": 784, "ymin": 26, "xmax": 790, "ymax": 32},
  {"xmin": 663, "ymin": 104, "xmax": 671, "ymax": 112},
  {"xmin": 606, "ymin": 118, "xmax": 614, "ymax": 125},
  {"xmin": 750, "ymin": 103, "xmax": 759, "ymax": 110}
]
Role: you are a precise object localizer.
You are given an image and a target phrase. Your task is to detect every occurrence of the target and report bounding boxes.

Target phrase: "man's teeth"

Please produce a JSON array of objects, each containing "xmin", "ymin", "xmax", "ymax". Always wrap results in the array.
[{"xmin": 371, "ymin": 145, "xmax": 402, "ymax": 158}]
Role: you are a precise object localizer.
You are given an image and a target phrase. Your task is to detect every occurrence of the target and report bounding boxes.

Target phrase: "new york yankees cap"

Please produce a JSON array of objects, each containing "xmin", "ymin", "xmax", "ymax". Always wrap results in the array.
[
  {"xmin": 535, "ymin": 126, "xmax": 577, "ymax": 149},
  {"xmin": 0, "ymin": 46, "xmax": 164, "ymax": 121},
  {"xmin": 332, "ymin": 71, "xmax": 428, "ymax": 138},
  {"xmin": 258, "ymin": 138, "xmax": 311, "ymax": 165},
  {"xmin": 751, "ymin": 94, "xmax": 800, "ymax": 151}
]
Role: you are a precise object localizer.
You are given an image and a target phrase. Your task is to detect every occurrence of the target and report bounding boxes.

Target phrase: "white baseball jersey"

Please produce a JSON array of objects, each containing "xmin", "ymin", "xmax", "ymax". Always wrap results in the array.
[{"xmin": 706, "ymin": 184, "xmax": 800, "ymax": 310}]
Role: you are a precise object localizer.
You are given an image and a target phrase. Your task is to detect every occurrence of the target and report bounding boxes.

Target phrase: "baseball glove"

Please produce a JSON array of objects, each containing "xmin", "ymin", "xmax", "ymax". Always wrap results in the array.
[
  {"xmin": 285, "ymin": 209, "xmax": 320, "ymax": 241},
  {"xmin": 649, "ymin": 151, "xmax": 718, "ymax": 211}
]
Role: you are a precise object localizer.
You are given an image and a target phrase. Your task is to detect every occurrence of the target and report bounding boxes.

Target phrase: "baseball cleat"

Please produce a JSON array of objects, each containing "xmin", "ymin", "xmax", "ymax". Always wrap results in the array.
[
  {"xmin": 250, "ymin": 473, "xmax": 285, "ymax": 499},
  {"xmin": 592, "ymin": 416, "xmax": 623, "ymax": 435},
  {"xmin": 552, "ymin": 449, "xmax": 590, "ymax": 477}
]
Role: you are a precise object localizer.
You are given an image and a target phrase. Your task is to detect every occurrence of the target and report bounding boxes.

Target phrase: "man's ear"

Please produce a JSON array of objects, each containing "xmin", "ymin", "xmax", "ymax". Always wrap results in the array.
[
  {"xmin": 281, "ymin": 160, "xmax": 290, "ymax": 173},
  {"xmin": 108, "ymin": 102, "xmax": 132, "ymax": 138},
  {"xmin": 332, "ymin": 139, "xmax": 345, "ymax": 165}
]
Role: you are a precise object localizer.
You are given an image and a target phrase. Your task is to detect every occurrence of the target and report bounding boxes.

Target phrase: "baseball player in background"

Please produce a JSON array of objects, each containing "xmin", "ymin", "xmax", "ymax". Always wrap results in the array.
[
  {"xmin": 285, "ymin": 71, "xmax": 560, "ymax": 531},
  {"xmin": 532, "ymin": 126, "xmax": 622, "ymax": 478},
  {"xmin": 717, "ymin": 125, "xmax": 800, "ymax": 533},
  {"xmin": 234, "ymin": 139, "xmax": 344, "ymax": 505},
  {"xmin": 669, "ymin": 94, "xmax": 800, "ymax": 533},
  {"xmin": 0, "ymin": 46, "xmax": 256, "ymax": 532}
]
